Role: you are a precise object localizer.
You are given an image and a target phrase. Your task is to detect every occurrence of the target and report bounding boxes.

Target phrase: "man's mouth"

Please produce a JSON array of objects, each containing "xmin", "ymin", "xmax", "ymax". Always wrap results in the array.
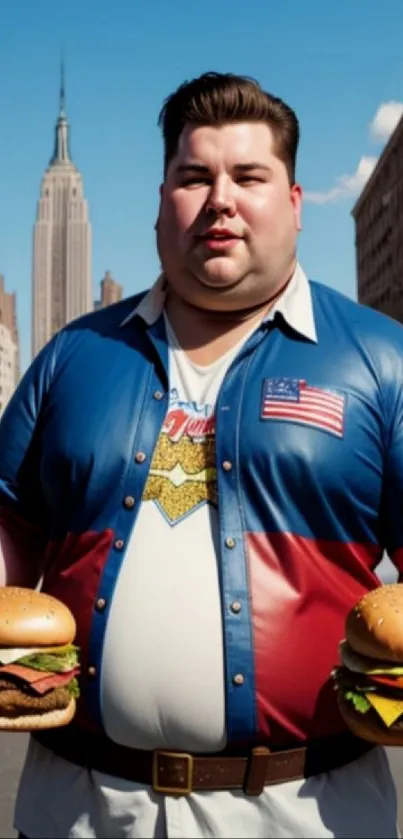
[{"xmin": 198, "ymin": 229, "xmax": 242, "ymax": 250}]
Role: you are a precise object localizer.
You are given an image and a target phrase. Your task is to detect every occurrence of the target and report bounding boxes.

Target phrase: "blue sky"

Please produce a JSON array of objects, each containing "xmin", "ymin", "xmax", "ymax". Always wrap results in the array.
[{"xmin": 1, "ymin": 0, "xmax": 403, "ymax": 372}]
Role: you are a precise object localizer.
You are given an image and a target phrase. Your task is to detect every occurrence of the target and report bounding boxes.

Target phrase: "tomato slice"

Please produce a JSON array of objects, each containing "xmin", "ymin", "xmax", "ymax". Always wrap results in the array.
[{"xmin": 369, "ymin": 674, "xmax": 403, "ymax": 689}]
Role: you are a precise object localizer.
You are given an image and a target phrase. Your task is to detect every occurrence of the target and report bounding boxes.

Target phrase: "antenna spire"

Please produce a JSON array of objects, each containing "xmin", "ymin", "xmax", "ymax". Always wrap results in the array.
[
  {"xmin": 50, "ymin": 52, "xmax": 72, "ymax": 165},
  {"xmin": 60, "ymin": 50, "xmax": 66, "ymax": 115}
]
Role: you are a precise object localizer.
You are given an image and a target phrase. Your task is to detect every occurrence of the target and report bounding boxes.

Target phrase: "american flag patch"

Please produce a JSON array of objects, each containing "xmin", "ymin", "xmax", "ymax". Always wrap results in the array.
[{"xmin": 261, "ymin": 378, "xmax": 344, "ymax": 438}]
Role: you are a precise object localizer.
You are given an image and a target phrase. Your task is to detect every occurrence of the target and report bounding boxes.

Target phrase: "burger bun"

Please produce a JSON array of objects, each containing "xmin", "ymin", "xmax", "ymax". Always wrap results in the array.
[
  {"xmin": 337, "ymin": 693, "xmax": 403, "ymax": 746},
  {"xmin": 346, "ymin": 584, "xmax": 403, "ymax": 662},
  {"xmin": 0, "ymin": 697, "xmax": 76, "ymax": 732},
  {"xmin": 0, "ymin": 587, "xmax": 76, "ymax": 648}
]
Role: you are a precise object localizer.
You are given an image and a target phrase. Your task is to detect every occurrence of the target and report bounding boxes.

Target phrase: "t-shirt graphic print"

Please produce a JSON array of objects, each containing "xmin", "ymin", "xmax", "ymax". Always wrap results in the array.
[{"xmin": 142, "ymin": 388, "xmax": 217, "ymax": 525}]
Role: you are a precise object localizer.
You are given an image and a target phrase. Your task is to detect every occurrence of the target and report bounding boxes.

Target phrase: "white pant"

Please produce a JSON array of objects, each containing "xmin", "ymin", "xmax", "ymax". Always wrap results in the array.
[{"xmin": 15, "ymin": 738, "xmax": 400, "ymax": 838}]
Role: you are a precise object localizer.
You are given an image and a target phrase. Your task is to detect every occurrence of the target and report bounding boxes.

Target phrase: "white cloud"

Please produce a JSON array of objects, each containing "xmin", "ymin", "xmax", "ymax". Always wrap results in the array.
[
  {"xmin": 304, "ymin": 156, "xmax": 378, "ymax": 205},
  {"xmin": 304, "ymin": 99, "xmax": 403, "ymax": 207},
  {"xmin": 370, "ymin": 101, "xmax": 403, "ymax": 143}
]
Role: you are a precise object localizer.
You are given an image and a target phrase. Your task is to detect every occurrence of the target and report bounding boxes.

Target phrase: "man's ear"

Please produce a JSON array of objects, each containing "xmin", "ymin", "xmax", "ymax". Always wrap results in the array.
[
  {"xmin": 154, "ymin": 184, "xmax": 164, "ymax": 230},
  {"xmin": 290, "ymin": 183, "xmax": 303, "ymax": 232}
]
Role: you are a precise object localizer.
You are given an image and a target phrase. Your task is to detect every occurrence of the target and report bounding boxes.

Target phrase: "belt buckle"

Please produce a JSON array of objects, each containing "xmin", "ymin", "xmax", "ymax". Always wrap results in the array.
[{"xmin": 152, "ymin": 750, "xmax": 193, "ymax": 796}]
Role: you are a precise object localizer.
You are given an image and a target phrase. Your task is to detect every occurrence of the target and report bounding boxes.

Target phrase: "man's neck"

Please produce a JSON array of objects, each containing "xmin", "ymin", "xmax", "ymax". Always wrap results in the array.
[{"xmin": 164, "ymin": 273, "xmax": 293, "ymax": 366}]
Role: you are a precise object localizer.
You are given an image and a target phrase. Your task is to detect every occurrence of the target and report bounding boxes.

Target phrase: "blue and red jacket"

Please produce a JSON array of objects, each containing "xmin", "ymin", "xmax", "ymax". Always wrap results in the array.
[{"xmin": 0, "ymin": 278, "xmax": 403, "ymax": 748}]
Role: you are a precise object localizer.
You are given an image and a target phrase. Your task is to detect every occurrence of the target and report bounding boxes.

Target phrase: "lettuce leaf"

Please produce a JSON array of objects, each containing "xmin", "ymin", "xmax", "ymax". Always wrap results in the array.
[
  {"xmin": 67, "ymin": 677, "xmax": 80, "ymax": 698},
  {"xmin": 344, "ymin": 690, "xmax": 371, "ymax": 714},
  {"xmin": 17, "ymin": 644, "xmax": 79, "ymax": 673}
]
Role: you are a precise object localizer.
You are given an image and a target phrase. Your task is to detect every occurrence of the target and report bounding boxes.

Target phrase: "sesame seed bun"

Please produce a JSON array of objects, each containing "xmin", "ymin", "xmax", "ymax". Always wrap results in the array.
[
  {"xmin": 0, "ymin": 697, "xmax": 76, "ymax": 731},
  {"xmin": 346, "ymin": 584, "xmax": 403, "ymax": 662},
  {"xmin": 0, "ymin": 587, "xmax": 76, "ymax": 648}
]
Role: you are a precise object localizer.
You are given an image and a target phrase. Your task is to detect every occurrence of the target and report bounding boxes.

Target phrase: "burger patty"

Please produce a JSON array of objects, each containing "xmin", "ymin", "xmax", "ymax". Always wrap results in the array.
[
  {"xmin": 0, "ymin": 679, "xmax": 22, "ymax": 692},
  {"xmin": 0, "ymin": 685, "xmax": 71, "ymax": 715}
]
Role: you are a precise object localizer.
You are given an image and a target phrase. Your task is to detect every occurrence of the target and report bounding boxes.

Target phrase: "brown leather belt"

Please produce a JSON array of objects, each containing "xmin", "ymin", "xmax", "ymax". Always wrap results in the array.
[{"xmin": 34, "ymin": 726, "xmax": 374, "ymax": 796}]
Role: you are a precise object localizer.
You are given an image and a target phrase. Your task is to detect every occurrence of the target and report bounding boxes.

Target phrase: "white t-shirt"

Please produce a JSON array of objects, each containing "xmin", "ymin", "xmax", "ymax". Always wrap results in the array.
[
  {"xmin": 14, "ymin": 318, "xmax": 400, "ymax": 838},
  {"xmin": 100, "ymin": 315, "xmax": 249, "ymax": 752}
]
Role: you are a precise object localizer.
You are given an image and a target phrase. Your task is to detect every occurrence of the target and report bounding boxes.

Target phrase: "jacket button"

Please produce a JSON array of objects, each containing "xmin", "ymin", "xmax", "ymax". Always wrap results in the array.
[
  {"xmin": 225, "ymin": 537, "xmax": 236, "ymax": 549},
  {"xmin": 153, "ymin": 390, "xmax": 164, "ymax": 401},
  {"xmin": 230, "ymin": 600, "xmax": 242, "ymax": 614},
  {"xmin": 222, "ymin": 461, "xmax": 233, "ymax": 472},
  {"xmin": 88, "ymin": 666, "xmax": 97, "ymax": 678},
  {"xmin": 134, "ymin": 452, "xmax": 146, "ymax": 464},
  {"xmin": 96, "ymin": 598, "xmax": 106, "ymax": 612},
  {"xmin": 123, "ymin": 496, "xmax": 135, "ymax": 509},
  {"xmin": 233, "ymin": 673, "xmax": 244, "ymax": 686},
  {"xmin": 114, "ymin": 539, "xmax": 125, "ymax": 550}
]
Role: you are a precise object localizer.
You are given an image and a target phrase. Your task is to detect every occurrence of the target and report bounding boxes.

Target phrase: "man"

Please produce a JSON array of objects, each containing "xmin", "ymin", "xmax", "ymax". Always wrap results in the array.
[{"xmin": 0, "ymin": 71, "xmax": 401, "ymax": 838}]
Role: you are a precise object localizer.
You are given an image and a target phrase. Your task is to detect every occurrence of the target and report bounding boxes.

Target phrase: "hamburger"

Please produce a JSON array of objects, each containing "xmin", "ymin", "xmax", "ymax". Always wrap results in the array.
[
  {"xmin": 333, "ymin": 584, "xmax": 403, "ymax": 745},
  {"xmin": 0, "ymin": 587, "xmax": 80, "ymax": 731}
]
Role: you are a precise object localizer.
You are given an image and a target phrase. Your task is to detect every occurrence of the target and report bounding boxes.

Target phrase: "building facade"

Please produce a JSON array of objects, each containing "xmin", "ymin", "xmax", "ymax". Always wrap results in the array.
[
  {"xmin": 0, "ymin": 274, "xmax": 19, "ymax": 416},
  {"xmin": 32, "ymin": 68, "xmax": 92, "ymax": 358},
  {"xmin": 94, "ymin": 271, "xmax": 124, "ymax": 310},
  {"xmin": 352, "ymin": 115, "xmax": 403, "ymax": 321}
]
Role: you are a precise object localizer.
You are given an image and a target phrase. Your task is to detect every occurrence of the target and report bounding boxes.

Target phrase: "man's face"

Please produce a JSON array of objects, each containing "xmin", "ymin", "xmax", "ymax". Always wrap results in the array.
[{"xmin": 157, "ymin": 121, "xmax": 302, "ymax": 312}]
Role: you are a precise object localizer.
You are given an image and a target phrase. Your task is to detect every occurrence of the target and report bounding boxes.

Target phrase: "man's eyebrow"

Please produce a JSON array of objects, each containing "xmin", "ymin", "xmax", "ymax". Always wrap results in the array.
[
  {"xmin": 175, "ymin": 162, "xmax": 272, "ymax": 173},
  {"xmin": 175, "ymin": 163, "xmax": 210, "ymax": 173},
  {"xmin": 234, "ymin": 163, "xmax": 272, "ymax": 173}
]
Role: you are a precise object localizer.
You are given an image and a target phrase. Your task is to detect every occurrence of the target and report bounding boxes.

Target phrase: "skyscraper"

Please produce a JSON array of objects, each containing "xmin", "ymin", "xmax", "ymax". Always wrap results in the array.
[
  {"xmin": 94, "ymin": 270, "xmax": 124, "ymax": 310},
  {"xmin": 31, "ymin": 64, "xmax": 92, "ymax": 358},
  {"xmin": 0, "ymin": 274, "xmax": 19, "ymax": 415},
  {"xmin": 352, "ymin": 114, "xmax": 403, "ymax": 322}
]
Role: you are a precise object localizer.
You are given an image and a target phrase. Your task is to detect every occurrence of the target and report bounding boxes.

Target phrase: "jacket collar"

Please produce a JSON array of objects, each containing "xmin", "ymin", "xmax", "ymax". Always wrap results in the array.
[{"xmin": 120, "ymin": 262, "xmax": 317, "ymax": 344}]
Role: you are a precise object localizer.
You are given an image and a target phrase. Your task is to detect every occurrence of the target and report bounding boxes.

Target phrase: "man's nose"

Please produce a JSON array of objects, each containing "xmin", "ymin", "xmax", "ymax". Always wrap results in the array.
[{"xmin": 205, "ymin": 177, "xmax": 236, "ymax": 217}]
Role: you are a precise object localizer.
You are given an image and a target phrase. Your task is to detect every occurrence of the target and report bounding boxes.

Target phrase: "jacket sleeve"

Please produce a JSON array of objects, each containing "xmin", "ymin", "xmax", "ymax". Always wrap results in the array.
[
  {"xmin": 0, "ymin": 334, "xmax": 61, "ymax": 584},
  {"xmin": 381, "ymin": 372, "xmax": 403, "ymax": 580}
]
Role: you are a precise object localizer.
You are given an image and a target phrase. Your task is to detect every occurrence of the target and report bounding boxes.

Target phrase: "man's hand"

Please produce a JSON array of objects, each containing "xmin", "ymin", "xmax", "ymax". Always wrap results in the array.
[{"xmin": 0, "ymin": 514, "xmax": 47, "ymax": 588}]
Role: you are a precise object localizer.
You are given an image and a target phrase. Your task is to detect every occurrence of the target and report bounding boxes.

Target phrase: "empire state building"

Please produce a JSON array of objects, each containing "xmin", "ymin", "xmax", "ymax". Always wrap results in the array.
[{"xmin": 31, "ymin": 68, "xmax": 92, "ymax": 358}]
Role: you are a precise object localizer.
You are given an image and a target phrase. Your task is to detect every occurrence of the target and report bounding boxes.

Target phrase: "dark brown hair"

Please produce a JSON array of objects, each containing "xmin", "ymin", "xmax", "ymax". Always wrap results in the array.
[{"xmin": 158, "ymin": 72, "xmax": 300, "ymax": 184}]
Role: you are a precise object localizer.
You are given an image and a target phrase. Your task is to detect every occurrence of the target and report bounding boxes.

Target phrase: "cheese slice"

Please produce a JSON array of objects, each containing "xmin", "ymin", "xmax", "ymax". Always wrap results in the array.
[{"xmin": 365, "ymin": 693, "xmax": 403, "ymax": 727}]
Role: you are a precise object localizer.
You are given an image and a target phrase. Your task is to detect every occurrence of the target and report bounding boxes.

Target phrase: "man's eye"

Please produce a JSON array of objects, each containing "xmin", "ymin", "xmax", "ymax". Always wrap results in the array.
[
  {"xmin": 182, "ymin": 177, "xmax": 210, "ymax": 186},
  {"xmin": 237, "ymin": 176, "xmax": 262, "ymax": 184}
]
